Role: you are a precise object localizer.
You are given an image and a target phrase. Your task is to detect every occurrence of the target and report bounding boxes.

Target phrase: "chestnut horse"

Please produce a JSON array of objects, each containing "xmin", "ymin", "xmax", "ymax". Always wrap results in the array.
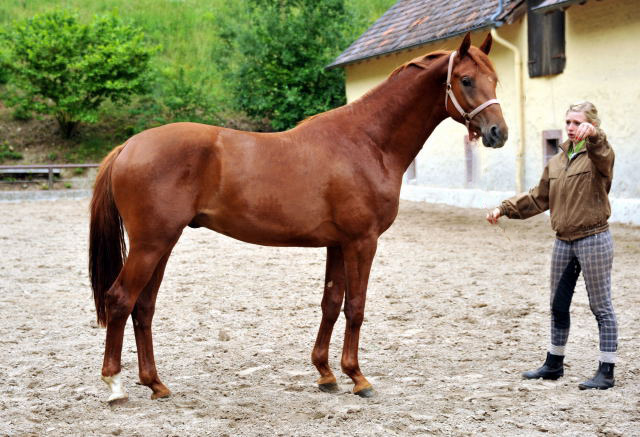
[{"xmin": 89, "ymin": 33, "xmax": 507, "ymax": 403}]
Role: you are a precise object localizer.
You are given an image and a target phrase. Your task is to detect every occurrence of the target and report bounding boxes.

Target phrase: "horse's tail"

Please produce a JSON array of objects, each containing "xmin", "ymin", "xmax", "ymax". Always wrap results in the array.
[{"xmin": 89, "ymin": 145, "xmax": 127, "ymax": 327}]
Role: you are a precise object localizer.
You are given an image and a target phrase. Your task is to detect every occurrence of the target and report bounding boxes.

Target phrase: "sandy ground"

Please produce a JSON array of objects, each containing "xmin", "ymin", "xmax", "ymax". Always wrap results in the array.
[{"xmin": 1, "ymin": 198, "xmax": 639, "ymax": 436}]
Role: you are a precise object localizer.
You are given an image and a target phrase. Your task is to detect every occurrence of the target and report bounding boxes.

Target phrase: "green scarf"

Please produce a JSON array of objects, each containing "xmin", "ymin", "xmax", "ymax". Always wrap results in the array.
[{"xmin": 569, "ymin": 139, "xmax": 585, "ymax": 159}]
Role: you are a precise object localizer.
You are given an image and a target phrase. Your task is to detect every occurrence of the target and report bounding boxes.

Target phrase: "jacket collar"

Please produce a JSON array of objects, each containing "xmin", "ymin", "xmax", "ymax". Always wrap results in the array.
[{"xmin": 559, "ymin": 139, "xmax": 587, "ymax": 158}]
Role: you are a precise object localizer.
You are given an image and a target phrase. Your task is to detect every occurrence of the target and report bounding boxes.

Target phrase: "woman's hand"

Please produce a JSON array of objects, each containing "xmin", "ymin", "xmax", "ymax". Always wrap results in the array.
[
  {"xmin": 486, "ymin": 207, "xmax": 501, "ymax": 225},
  {"xmin": 574, "ymin": 122, "xmax": 597, "ymax": 141}
]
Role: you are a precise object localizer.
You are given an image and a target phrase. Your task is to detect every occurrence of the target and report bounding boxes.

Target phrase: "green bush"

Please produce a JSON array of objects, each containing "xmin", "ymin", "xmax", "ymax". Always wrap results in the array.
[
  {"xmin": 0, "ymin": 45, "xmax": 9, "ymax": 85},
  {"xmin": 0, "ymin": 142, "xmax": 23, "ymax": 162},
  {"xmin": 144, "ymin": 67, "xmax": 224, "ymax": 127},
  {"xmin": 217, "ymin": 0, "xmax": 354, "ymax": 131},
  {"xmin": 1, "ymin": 10, "xmax": 157, "ymax": 138}
]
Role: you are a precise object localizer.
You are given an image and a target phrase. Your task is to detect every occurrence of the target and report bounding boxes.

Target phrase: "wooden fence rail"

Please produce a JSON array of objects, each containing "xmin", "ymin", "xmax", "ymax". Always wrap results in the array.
[{"xmin": 0, "ymin": 163, "xmax": 100, "ymax": 189}]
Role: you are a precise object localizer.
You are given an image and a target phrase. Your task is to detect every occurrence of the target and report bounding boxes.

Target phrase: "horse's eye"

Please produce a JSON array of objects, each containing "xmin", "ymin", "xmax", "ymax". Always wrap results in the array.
[{"xmin": 461, "ymin": 77, "xmax": 472, "ymax": 87}]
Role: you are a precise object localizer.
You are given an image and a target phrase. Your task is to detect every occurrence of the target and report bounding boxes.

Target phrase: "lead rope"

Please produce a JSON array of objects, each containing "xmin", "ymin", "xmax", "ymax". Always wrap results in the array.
[{"xmin": 486, "ymin": 209, "xmax": 511, "ymax": 242}]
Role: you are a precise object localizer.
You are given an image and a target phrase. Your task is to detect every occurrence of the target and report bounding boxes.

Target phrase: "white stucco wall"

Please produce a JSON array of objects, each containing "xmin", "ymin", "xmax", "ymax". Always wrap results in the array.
[{"xmin": 343, "ymin": 0, "xmax": 640, "ymax": 224}]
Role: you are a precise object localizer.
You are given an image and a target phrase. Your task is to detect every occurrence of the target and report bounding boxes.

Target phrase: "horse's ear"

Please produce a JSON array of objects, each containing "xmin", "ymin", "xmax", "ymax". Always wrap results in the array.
[
  {"xmin": 458, "ymin": 32, "xmax": 471, "ymax": 58},
  {"xmin": 479, "ymin": 33, "xmax": 492, "ymax": 55}
]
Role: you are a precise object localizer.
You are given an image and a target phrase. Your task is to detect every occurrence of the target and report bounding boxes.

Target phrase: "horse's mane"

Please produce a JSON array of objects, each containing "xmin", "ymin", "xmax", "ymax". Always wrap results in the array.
[
  {"xmin": 389, "ymin": 48, "xmax": 495, "ymax": 78},
  {"xmin": 296, "ymin": 48, "xmax": 493, "ymax": 128},
  {"xmin": 297, "ymin": 108, "xmax": 341, "ymax": 127},
  {"xmin": 388, "ymin": 50, "xmax": 450, "ymax": 78}
]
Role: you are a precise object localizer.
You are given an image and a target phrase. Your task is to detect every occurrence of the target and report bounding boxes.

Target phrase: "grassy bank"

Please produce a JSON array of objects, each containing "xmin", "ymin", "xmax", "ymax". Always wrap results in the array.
[{"xmin": 0, "ymin": 0, "xmax": 395, "ymax": 165}]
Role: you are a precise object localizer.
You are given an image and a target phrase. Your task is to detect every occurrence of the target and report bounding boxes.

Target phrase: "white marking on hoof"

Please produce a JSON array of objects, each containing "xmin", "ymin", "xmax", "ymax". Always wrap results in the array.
[{"xmin": 102, "ymin": 373, "xmax": 128, "ymax": 403}]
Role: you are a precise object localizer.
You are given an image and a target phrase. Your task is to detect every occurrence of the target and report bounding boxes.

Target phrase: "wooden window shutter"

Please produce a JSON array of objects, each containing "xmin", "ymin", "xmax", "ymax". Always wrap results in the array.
[{"xmin": 527, "ymin": 0, "xmax": 566, "ymax": 77}]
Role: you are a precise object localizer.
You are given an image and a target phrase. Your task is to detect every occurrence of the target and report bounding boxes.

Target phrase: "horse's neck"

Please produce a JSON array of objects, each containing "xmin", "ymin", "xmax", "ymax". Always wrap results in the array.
[{"xmin": 348, "ymin": 57, "xmax": 449, "ymax": 173}]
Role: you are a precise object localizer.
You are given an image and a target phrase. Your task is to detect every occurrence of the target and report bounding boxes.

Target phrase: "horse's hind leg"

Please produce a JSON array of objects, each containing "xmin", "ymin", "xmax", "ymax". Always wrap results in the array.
[
  {"xmin": 131, "ymin": 248, "xmax": 174, "ymax": 400},
  {"xmin": 101, "ymin": 239, "xmax": 176, "ymax": 403},
  {"xmin": 312, "ymin": 246, "xmax": 345, "ymax": 393}
]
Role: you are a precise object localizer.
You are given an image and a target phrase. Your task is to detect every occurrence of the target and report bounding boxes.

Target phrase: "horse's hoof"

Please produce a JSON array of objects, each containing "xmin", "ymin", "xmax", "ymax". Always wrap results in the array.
[
  {"xmin": 102, "ymin": 373, "xmax": 127, "ymax": 404},
  {"xmin": 107, "ymin": 392, "xmax": 128, "ymax": 404},
  {"xmin": 318, "ymin": 382, "xmax": 340, "ymax": 393},
  {"xmin": 354, "ymin": 387, "xmax": 375, "ymax": 398},
  {"xmin": 150, "ymin": 387, "xmax": 171, "ymax": 400}
]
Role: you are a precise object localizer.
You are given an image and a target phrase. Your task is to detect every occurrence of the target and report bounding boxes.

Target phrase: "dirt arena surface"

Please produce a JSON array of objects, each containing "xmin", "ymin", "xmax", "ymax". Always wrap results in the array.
[{"xmin": 1, "ymin": 198, "xmax": 639, "ymax": 436}]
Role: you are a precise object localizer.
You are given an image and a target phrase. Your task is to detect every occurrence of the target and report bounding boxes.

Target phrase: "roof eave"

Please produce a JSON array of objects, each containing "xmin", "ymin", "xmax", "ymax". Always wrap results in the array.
[
  {"xmin": 325, "ymin": 23, "xmax": 495, "ymax": 71},
  {"xmin": 531, "ymin": 0, "xmax": 582, "ymax": 14}
]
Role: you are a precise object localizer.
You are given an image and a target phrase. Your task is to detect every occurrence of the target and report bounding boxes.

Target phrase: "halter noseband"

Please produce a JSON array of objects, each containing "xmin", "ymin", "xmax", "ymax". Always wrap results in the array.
[{"xmin": 445, "ymin": 51, "xmax": 500, "ymax": 127}]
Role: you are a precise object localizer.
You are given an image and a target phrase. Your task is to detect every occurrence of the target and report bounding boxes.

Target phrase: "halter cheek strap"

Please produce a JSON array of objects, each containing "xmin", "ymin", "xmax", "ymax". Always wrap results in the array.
[{"xmin": 446, "ymin": 51, "xmax": 500, "ymax": 127}]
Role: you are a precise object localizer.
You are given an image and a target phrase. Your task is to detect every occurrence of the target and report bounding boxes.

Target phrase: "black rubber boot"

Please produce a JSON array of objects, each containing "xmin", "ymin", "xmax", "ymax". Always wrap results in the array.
[
  {"xmin": 522, "ymin": 352, "xmax": 564, "ymax": 380},
  {"xmin": 578, "ymin": 362, "xmax": 615, "ymax": 390}
]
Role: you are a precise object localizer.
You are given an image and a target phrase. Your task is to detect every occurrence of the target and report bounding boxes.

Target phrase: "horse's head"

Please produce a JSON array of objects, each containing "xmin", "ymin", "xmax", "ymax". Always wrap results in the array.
[{"xmin": 445, "ymin": 33, "xmax": 508, "ymax": 148}]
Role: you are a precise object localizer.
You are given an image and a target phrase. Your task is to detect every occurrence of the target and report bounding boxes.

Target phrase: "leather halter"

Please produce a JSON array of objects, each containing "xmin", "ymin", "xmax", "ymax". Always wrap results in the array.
[{"xmin": 445, "ymin": 51, "xmax": 500, "ymax": 127}]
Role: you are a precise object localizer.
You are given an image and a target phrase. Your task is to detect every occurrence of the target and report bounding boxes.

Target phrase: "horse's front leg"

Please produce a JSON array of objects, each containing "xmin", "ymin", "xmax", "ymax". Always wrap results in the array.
[
  {"xmin": 340, "ymin": 237, "xmax": 377, "ymax": 397},
  {"xmin": 312, "ymin": 246, "xmax": 346, "ymax": 393}
]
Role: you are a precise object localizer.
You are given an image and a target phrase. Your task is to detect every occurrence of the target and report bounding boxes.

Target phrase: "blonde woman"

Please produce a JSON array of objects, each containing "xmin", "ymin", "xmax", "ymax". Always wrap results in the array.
[{"xmin": 487, "ymin": 102, "xmax": 617, "ymax": 390}]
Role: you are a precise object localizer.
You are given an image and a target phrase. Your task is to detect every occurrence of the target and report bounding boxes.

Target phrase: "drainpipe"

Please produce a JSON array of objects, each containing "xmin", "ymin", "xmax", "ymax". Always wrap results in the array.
[
  {"xmin": 490, "ymin": 25, "xmax": 526, "ymax": 193},
  {"xmin": 490, "ymin": 0, "xmax": 504, "ymax": 24}
]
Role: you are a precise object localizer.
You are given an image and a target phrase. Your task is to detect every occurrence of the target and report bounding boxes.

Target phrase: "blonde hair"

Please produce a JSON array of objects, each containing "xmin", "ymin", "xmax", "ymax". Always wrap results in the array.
[{"xmin": 566, "ymin": 101, "xmax": 600, "ymax": 127}]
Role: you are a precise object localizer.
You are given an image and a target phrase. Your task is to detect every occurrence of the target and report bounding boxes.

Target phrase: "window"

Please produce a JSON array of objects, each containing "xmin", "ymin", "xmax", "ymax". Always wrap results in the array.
[
  {"xmin": 527, "ymin": 0, "xmax": 566, "ymax": 77},
  {"xmin": 543, "ymin": 129, "xmax": 562, "ymax": 165}
]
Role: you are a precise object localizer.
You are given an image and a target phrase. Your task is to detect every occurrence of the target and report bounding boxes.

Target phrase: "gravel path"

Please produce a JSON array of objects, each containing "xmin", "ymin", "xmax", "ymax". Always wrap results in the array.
[{"xmin": 1, "ymin": 198, "xmax": 639, "ymax": 436}]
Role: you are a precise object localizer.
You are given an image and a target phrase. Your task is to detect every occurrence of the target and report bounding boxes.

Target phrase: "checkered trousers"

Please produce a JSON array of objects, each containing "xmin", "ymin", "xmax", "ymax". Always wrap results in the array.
[{"xmin": 549, "ymin": 230, "xmax": 617, "ymax": 353}]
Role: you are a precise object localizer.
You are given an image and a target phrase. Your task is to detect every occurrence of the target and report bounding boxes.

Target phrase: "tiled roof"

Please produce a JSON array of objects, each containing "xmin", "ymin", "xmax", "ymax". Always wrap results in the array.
[
  {"xmin": 328, "ymin": 0, "xmax": 524, "ymax": 69},
  {"xmin": 530, "ymin": 0, "xmax": 582, "ymax": 13}
]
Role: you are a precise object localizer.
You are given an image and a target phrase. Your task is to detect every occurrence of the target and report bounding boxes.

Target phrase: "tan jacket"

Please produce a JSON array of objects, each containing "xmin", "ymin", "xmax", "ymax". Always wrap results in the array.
[{"xmin": 499, "ymin": 129, "xmax": 614, "ymax": 241}]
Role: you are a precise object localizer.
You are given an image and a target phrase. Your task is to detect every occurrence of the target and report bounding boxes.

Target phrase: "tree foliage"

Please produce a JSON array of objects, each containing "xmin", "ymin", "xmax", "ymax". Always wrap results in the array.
[
  {"xmin": 1, "ymin": 10, "xmax": 157, "ymax": 137},
  {"xmin": 217, "ymin": 0, "xmax": 356, "ymax": 131}
]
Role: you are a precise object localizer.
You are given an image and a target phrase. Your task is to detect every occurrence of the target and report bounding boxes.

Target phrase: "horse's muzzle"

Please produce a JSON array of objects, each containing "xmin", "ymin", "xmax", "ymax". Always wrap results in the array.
[{"xmin": 482, "ymin": 124, "xmax": 508, "ymax": 148}]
